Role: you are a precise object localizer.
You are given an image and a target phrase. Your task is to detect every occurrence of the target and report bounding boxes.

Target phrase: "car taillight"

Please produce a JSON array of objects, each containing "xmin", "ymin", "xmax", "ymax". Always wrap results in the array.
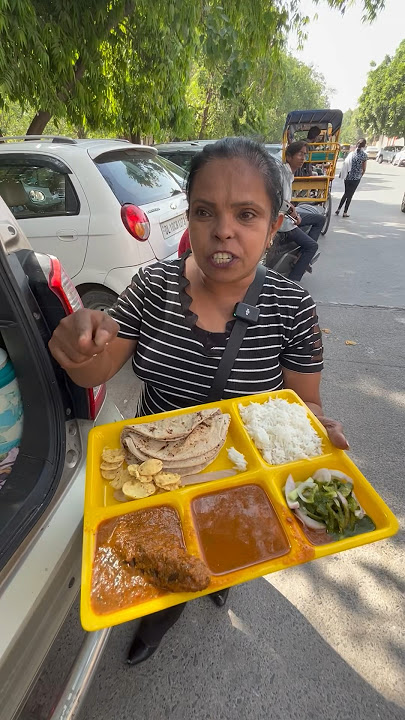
[
  {"xmin": 45, "ymin": 255, "xmax": 106, "ymax": 420},
  {"xmin": 121, "ymin": 203, "xmax": 150, "ymax": 241}
]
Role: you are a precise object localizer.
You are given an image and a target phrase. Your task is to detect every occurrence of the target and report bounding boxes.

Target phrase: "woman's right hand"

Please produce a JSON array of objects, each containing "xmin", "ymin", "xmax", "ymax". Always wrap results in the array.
[{"xmin": 48, "ymin": 309, "xmax": 119, "ymax": 370}]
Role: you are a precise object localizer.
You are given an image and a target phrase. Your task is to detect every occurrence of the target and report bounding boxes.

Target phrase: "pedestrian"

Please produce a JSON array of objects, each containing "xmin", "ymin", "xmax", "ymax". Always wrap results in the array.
[
  {"xmin": 279, "ymin": 141, "xmax": 324, "ymax": 282},
  {"xmin": 335, "ymin": 138, "xmax": 368, "ymax": 217},
  {"xmin": 48, "ymin": 137, "xmax": 348, "ymax": 667}
]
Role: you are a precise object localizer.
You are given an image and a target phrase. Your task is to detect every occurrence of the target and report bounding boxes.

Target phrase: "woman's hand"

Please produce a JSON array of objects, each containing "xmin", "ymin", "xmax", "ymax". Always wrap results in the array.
[
  {"xmin": 48, "ymin": 309, "xmax": 119, "ymax": 370},
  {"xmin": 317, "ymin": 416, "xmax": 349, "ymax": 450}
]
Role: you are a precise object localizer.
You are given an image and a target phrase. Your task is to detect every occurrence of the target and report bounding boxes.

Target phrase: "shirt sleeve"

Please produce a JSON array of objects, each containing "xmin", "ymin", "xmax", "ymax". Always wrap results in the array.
[
  {"xmin": 280, "ymin": 292, "xmax": 323, "ymax": 373},
  {"xmin": 107, "ymin": 268, "xmax": 147, "ymax": 339}
]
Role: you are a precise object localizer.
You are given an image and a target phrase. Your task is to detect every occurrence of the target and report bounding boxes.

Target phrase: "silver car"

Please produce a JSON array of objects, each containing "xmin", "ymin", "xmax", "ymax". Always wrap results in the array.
[{"xmin": 376, "ymin": 145, "xmax": 403, "ymax": 163}]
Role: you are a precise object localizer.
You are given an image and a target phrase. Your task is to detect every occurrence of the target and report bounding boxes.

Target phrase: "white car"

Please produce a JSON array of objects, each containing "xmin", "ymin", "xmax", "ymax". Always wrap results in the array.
[
  {"xmin": 393, "ymin": 148, "xmax": 405, "ymax": 167},
  {"xmin": 365, "ymin": 145, "xmax": 379, "ymax": 160},
  {"xmin": 376, "ymin": 144, "xmax": 403, "ymax": 163},
  {"xmin": 0, "ymin": 137, "xmax": 188, "ymax": 309}
]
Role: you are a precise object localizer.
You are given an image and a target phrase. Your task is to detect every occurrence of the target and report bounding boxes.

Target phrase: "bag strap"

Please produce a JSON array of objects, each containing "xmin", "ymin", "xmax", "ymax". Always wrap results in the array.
[{"xmin": 207, "ymin": 263, "xmax": 267, "ymax": 402}]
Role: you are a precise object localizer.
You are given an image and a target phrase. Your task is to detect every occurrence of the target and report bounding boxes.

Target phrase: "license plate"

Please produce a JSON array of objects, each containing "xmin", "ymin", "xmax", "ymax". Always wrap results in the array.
[{"xmin": 160, "ymin": 212, "xmax": 187, "ymax": 239}]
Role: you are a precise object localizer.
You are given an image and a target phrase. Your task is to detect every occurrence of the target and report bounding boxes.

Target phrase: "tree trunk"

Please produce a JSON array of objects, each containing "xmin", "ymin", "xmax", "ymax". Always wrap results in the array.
[
  {"xmin": 199, "ymin": 85, "xmax": 214, "ymax": 139},
  {"xmin": 26, "ymin": 110, "xmax": 52, "ymax": 136},
  {"xmin": 130, "ymin": 133, "xmax": 142, "ymax": 144}
]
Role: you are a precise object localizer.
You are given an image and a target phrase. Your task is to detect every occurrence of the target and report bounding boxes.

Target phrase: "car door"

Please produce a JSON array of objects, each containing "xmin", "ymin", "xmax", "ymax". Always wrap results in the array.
[{"xmin": 0, "ymin": 154, "xmax": 90, "ymax": 278}]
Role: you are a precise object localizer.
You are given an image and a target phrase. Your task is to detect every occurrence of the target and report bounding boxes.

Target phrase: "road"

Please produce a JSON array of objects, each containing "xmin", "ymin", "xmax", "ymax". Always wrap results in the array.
[{"xmin": 22, "ymin": 161, "xmax": 405, "ymax": 720}]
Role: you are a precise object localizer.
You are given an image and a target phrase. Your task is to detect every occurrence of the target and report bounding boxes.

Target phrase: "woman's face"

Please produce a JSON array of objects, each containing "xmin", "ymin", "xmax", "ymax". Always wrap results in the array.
[{"xmin": 188, "ymin": 157, "xmax": 282, "ymax": 284}]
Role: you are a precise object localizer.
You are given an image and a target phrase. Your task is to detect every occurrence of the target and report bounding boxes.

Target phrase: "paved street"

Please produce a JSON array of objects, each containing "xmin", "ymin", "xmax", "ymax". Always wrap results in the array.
[{"xmin": 22, "ymin": 162, "xmax": 405, "ymax": 720}]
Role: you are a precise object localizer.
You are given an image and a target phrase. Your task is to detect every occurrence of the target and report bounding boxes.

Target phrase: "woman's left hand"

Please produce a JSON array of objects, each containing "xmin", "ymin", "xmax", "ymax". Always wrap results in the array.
[{"xmin": 318, "ymin": 416, "xmax": 349, "ymax": 450}]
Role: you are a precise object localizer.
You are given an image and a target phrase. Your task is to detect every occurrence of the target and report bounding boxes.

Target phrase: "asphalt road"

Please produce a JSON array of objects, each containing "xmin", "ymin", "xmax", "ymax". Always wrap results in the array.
[{"xmin": 22, "ymin": 161, "xmax": 405, "ymax": 720}]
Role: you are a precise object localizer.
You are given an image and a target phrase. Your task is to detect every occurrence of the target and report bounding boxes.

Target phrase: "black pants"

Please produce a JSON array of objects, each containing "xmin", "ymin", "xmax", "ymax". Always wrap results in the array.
[
  {"xmin": 298, "ymin": 210, "xmax": 325, "ymax": 242},
  {"xmin": 337, "ymin": 179, "xmax": 361, "ymax": 213},
  {"xmin": 137, "ymin": 604, "xmax": 186, "ymax": 646},
  {"xmin": 287, "ymin": 227, "xmax": 318, "ymax": 282}
]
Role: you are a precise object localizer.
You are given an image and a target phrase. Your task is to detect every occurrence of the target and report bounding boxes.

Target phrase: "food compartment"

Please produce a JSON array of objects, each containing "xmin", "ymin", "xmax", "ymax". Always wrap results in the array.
[
  {"xmin": 233, "ymin": 390, "xmax": 334, "ymax": 469},
  {"xmin": 266, "ymin": 454, "xmax": 399, "ymax": 551},
  {"xmin": 86, "ymin": 400, "xmax": 261, "ymax": 510},
  {"xmin": 190, "ymin": 481, "xmax": 291, "ymax": 575}
]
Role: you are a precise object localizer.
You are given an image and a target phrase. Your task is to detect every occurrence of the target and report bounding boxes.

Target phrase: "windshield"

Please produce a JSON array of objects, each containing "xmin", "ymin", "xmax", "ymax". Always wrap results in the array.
[
  {"xmin": 94, "ymin": 150, "xmax": 183, "ymax": 205},
  {"xmin": 158, "ymin": 156, "xmax": 188, "ymax": 191}
]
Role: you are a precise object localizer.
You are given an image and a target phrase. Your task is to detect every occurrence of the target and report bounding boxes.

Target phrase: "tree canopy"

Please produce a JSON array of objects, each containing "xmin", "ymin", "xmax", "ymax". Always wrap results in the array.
[
  {"xmin": 340, "ymin": 108, "xmax": 366, "ymax": 144},
  {"xmin": 358, "ymin": 40, "xmax": 405, "ymax": 140},
  {"xmin": 0, "ymin": 0, "xmax": 387, "ymax": 138}
]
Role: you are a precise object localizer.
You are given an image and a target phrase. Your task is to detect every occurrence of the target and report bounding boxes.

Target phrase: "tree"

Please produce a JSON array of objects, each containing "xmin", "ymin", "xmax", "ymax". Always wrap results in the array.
[
  {"xmin": 340, "ymin": 108, "xmax": 366, "ymax": 144},
  {"xmin": 358, "ymin": 40, "xmax": 405, "ymax": 140}
]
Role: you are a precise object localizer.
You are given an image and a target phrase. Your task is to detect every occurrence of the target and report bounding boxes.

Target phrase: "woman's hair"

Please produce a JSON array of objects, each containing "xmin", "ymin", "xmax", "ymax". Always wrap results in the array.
[
  {"xmin": 286, "ymin": 140, "xmax": 308, "ymax": 158},
  {"xmin": 307, "ymin": 126, "xmax": 321, "ymax": 141},
  {"xmin": 357, "ymin": 138, "xmax": 367, "ymax": 148},
  {"xmin": 186, "ymin": 137, "xmax": 283, "ymax": 221}
]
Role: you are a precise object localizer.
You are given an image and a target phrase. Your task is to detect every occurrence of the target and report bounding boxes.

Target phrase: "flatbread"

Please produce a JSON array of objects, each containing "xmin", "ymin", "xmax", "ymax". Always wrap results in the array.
[{"xmin": 122, "ymin": 408, "xmax": 221, "ymax": 442}]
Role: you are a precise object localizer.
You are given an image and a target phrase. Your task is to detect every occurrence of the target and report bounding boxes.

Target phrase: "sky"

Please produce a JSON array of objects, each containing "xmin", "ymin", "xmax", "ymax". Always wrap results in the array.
[{"xmin": 288, "ymin": 0, "xmax": 404, "ymax": 111}]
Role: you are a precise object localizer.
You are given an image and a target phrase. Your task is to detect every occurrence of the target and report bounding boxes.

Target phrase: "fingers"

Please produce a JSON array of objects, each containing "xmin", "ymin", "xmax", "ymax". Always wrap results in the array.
[
  {"xmin": 48, "ymin": 310, "xmax": 119, "ymax": 369},
  {"xmin": 318, "ymin": 416, "xmax": 350, "ymax": 450}
]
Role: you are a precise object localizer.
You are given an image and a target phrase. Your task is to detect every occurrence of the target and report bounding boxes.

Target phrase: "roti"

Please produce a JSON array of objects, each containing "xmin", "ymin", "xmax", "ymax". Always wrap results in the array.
[{"xmin": 122, "ymin": 408, "xmax": 221, "ymax": 442}]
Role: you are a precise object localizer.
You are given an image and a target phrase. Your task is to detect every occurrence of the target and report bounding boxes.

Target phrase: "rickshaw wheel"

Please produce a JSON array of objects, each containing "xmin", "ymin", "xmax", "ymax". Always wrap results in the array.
[{"xmin": 321, "ymin": 192, "xmax": 332, "ymax": 235}]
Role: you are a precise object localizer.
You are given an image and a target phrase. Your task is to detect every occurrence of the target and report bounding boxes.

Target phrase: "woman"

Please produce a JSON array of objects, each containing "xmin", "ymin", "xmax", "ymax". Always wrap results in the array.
[
  {"xmin": 48, "ymin": 138, "xmax": 348, "ymax": 666},
  {"xmin": 335, "ymin": 139, "xmax": 368, "ymax": 217}
]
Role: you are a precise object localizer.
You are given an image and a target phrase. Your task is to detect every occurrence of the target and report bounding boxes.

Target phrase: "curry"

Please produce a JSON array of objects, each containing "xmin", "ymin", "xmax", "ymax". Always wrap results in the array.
[{"xmin": 191, "ymin": 484, "xmax": 290, "ymax": 574}]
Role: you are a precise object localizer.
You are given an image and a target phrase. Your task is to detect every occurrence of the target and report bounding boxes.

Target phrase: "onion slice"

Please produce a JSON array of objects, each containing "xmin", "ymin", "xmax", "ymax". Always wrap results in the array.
[
  {"xmin": 294, "ymin": 508, "xmax": 326, "ymax": 530},
  {"xmin": 284, "ymin": 474, "xmax": 300, "ymax": 509}
]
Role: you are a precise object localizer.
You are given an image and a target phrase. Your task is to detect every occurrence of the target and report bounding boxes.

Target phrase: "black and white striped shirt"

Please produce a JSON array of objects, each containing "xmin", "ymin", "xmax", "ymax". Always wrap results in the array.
[{"xmin": 108, "ymin": 258, "xmax": 323, "ymax": 417}]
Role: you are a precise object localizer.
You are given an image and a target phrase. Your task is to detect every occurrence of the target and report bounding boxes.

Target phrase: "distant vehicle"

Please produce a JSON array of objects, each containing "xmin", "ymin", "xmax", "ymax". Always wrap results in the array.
[
  {"xmin": 376, "ymin": 145, "xmax": 403, "ymax": 163},
  {"xmin": 0, "ymin": 136, "xmax": 188, "ymax": 310},
  {"xmin": 392, "ymin": 148, "xmax": 405, "ymax": 167},
  {"xmin": 154, "ymin": 141, "xmax": 210, "ymax": 171},
  {"xmin": 401, "ymin": 192, "xmax": 405, "ymax": 212},
  {"xmin": 265, "ymin": 143, "xmax": 282, "ymax": 161},
  {"xmin": 365, "ymin": 145, "xmax": 379, "ymax": 160}
]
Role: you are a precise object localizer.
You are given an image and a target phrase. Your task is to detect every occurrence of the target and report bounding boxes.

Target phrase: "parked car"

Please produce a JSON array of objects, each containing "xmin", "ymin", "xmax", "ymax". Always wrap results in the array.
[
  {"xmin": 0, "ymin": 136, "xmax": 188, "ymax": 310},
  {"xmin": 0, "ymin": 197, "xmax": 120, "ymax": 720},
  {"xmin": 393, "ymin": 148, "xmax": 405, "ymax": 167},
  {"xmin": 376, "ymin": 145, "xmax": 403, "ymax": 163},
  {"xmin": 365, "ymin": 145, "xmax": 379, "ymax": 160},
  {"xmin": 265, "ymin": 143, "xmax": 282, "ymax": 161},
  {"xmin": 154, "ymin": 140, "xmax": 212, "ymax": 171}
]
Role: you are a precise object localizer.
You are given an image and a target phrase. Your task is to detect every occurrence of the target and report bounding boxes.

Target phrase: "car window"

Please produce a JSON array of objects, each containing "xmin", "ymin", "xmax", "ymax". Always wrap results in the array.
[
  {"xmin": 158, "ymin": 156, "xmax": 188, "ymax": 191},
  {"xmin": 0, "ymin": 163, "xmax": 78, "ymax": 218},
  {"xmin": 94, "ymin": 150, "xmax": 183, "ymax": 205},
  {"xmin": 159, "ymin": 152, "xmax": 195, "ymax": 171}
]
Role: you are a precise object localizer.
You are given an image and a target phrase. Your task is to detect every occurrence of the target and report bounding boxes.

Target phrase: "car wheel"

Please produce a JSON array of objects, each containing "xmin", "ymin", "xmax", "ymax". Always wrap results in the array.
[
  {"xmin": 377, "ymin": 155, "xmax": 383, "ymax": 164},
  {"xmin": 80, "ymin": 288, "xmax": 118, "ymax": 311}
]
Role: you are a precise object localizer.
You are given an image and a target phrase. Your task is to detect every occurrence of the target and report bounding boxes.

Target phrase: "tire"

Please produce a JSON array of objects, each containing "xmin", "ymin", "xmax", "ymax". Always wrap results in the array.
[
  {"xmin": 80, "ymin": 287, "xmax": 118, "ymax": 311},
  {"xmin": 321, "ymin": 193, "xmax": 332, "ymax": 236},
  {"xmin": 377, "ymin": 155, "xmax": 383, "ymax": 164}
]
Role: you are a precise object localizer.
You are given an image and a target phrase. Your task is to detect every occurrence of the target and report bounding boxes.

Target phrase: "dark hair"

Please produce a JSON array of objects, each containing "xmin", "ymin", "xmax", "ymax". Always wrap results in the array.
[
  {"xmin": 357, "ymin": 138, "xmax": 367, "ymax": 149},
  {"xmin": 286, "ymin": 140, "xmax": 308, "ymax": 158},
  {"xmin": 307, "ymin": 126, "xmax": 321, "ymax": 140},
  {"xmin": 186, "ymin": 137, "xmax": 282, "ymax": 221}
]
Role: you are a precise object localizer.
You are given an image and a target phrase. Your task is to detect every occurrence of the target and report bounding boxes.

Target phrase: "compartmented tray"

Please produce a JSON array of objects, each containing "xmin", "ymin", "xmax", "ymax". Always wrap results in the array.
[{"xmin": 81, "ymin": 390, "xmax": 398, "ymax": 631}]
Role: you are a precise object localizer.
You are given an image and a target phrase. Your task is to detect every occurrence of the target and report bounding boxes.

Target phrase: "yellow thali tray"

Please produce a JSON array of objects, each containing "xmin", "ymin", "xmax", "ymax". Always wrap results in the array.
[{"xmin": 81, "ymin": 390, "xmax": 398, "ymax": 631}]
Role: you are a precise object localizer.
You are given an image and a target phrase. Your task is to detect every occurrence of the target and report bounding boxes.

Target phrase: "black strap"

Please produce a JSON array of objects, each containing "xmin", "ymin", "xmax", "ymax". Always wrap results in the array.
[{"xmin": 207, "ymin": 263, "xmax": 267, "ymax": 402}]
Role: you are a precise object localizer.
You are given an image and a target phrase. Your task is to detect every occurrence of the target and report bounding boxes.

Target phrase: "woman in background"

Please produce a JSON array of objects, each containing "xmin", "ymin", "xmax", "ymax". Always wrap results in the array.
[{"xmin": 335, "ymin": 139, "xmax": 368, "ymax": 217}]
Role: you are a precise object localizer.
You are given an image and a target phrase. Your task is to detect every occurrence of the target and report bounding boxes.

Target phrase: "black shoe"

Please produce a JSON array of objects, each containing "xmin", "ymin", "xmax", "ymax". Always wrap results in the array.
[
  {"xmin": 127, "ymin": 636, "xmax": 159, "ymax": 666},
  {"xmin": 210, "ymin": 588, "xmax": 230, "ymax": 607}
]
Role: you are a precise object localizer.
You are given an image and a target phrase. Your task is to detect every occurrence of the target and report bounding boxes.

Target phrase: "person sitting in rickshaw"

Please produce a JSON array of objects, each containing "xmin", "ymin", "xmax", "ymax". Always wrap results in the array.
[
  {"xmin": 295, "ymin": 127, "xmax": 324, "ymax": 177},
  {"xmin": 280, "ymin": 141, "xmax": 324, "ymax": 282}
]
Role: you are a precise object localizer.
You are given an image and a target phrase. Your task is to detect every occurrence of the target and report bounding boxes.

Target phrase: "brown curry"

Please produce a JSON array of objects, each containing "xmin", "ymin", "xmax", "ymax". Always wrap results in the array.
[{"xmin": 191, "ymin": 484, "xmax": 290, "ymax": 574}]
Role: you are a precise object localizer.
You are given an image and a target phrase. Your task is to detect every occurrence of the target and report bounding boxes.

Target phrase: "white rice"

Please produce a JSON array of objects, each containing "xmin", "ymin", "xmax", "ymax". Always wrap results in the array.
[
  {"xmin": 227, "ymin": 446, "xmax": 247, "ymax": 472},
  {"xmin": 239, "ymin": 398, "xmax": 322, "ymax": 465}
]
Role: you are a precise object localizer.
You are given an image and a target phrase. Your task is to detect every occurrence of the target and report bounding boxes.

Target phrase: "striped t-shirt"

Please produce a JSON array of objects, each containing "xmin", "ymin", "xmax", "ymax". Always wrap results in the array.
[{"xmin": 108, "ymin": 258, "xmax": 323, "ymax": 418}]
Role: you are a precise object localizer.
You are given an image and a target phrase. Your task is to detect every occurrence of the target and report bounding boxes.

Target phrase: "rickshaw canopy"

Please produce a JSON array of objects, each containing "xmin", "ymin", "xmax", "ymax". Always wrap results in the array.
[{"xmin": 283, "ymin": 109, "xmax": 343, "ymax": 135}]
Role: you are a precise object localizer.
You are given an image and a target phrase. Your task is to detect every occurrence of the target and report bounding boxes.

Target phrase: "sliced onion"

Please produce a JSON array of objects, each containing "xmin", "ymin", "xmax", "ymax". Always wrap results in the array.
[
  {"xmin": 330, "ymin": 469, "xmax": 352, "ymax": 483},
  {"xmin": 294, "ymin": 508, "xmax": 326, "ymax": 530},
  {"xmin": 284, "ymin": 474, "xmax": 300, "ymax": 509},
  {"xmin": 313, "ymin": 468, "xmax": 331, "ymax": 484},
  {"xmin": 351, "ymin": 491, "xmax": 365, "ymax": 518}
]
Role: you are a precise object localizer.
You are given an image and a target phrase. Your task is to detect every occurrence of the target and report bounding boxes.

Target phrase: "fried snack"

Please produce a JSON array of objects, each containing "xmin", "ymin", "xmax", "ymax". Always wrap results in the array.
[
  {"xmin": 154, "ymin": 472, "xmax": 181, "ymax": 490},
  {"xmin": 102, "ymin": 447, "xmax": 125, "ymax": 463},
  {"xmin": 101, "ymin": 468, "xmax": 121, "ymax": 481},
  {"xmin": 122, "ymin": 480, "xmax": 156, "ymax": 499},
  {"xmin": 109, "ymin": 467, "xmax": 133, "ymax": 490},
  {"xmin": 127, "ymin": 464, "xmax": 140, "ymax": 479},
  {"xmin": 100, "ymin": 460, "xmax": 123, "ymax": 471},
  {"xmin": 139, "ymin": 459, "xmax": 163, "ymax": 476}
]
